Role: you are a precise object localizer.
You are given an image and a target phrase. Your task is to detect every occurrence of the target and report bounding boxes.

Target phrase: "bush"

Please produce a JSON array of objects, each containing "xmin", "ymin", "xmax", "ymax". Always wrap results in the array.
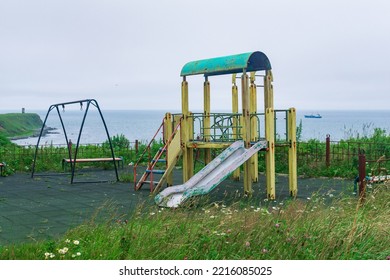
[{"xmin": 103, "ymin": 134, "xmax": 130, "ymax": 150}]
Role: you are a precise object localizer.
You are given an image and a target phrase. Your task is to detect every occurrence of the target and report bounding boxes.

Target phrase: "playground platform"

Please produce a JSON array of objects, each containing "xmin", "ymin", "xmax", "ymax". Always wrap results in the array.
[{"xmin": 0, "ymin": 168, "xmax": 353, "ymax": 245}]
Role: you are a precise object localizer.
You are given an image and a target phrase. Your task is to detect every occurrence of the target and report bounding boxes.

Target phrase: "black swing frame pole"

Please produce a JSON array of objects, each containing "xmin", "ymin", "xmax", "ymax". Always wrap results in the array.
[
  {"xmin": 31, "ymin": 99, "xmax": 119, "ymax": 183},
  {"xmin": 92, "ymin": 99, "xmax": 119, "ymax": 181}
]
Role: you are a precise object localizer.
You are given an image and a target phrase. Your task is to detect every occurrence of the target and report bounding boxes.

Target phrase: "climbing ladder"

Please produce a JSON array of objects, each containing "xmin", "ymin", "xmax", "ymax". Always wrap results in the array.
[{"xmin": 134, "ymin": 116, "xmax": 182, "ymax": 193}]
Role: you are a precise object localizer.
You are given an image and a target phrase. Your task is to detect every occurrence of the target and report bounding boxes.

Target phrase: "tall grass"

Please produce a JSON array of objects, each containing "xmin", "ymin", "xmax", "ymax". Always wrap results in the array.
[{"xmin": 1, "ymin": 186, "xmax": 389, "ymax": 260}]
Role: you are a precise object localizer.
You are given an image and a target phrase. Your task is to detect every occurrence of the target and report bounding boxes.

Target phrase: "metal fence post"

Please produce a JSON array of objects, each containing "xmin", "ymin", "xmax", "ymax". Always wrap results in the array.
[
  {"xmin": 326, "ymin": 134, "xmax": 330, "ymax": 167},
  {"xmin": 358, "ymin": 153, "xmax": 366, "ymax": 200}
]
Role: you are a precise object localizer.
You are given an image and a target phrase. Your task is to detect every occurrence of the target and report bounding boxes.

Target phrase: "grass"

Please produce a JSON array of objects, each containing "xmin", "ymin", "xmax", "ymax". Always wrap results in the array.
[{"xmin": 1, "ymin": 186, "xmax": 389, "ymax": 260}]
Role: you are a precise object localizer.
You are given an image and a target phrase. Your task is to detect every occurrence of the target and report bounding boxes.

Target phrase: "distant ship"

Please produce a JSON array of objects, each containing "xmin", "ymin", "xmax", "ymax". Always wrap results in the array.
[{"xmin": 304, "ymin": 113, "xmax": 322, "ymax": 119}]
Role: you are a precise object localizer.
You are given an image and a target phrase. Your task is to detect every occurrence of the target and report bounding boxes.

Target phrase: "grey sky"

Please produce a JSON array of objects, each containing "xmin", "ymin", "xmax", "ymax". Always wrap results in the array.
[{"xmin": 1, "ymin": 0, "xmax": 389, "ymax": 111}]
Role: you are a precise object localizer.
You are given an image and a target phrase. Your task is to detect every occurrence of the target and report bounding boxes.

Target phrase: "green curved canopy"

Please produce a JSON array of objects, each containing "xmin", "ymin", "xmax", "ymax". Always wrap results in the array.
[{"xmin": 180, "ymin": 51, "xmax": 271, "ymax": 77}]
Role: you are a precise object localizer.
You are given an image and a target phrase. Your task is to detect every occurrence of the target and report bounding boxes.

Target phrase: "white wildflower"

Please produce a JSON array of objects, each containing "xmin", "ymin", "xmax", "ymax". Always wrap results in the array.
[{"xmin": 58, "ymin": 247, "xmax": 69, "ymax": 255}]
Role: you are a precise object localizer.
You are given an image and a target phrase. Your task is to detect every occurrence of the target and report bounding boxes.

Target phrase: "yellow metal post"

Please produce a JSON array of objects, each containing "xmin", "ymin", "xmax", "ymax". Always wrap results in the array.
[
  {"xmin": 164, "ymin": 112, "xmax": 173, "ymax": 186},
  {"xmin": 288, "ymin": 108, "xmax": 298, "ymax": 197},
  {"xmin": 241, "ymin": 72, "xmax": 252, "ymax": 195},
  {"xmin": 232, "ymin": 74, "xmax": 240, "ymax": 180},
  {"xmin": 250, "ymin": 72, "xmax": 258, "ymax": 182},
  {"xmin": 264, "ymin": 70, "xmax": 275, "ymax": 199},
  {"xmin": 188, "ymin": 111, "xmax": 194, "ymax": 177},
  {"xmin": 203, "ymin": 77, "xmax": 211, "ymax": 165},
  {"xmin": 181, "ymin": 77, "xmax": 192, "ymax": 182},
  {"xmin": 163, "ymin": 112, "xmax": 172, "ymax": 143}
]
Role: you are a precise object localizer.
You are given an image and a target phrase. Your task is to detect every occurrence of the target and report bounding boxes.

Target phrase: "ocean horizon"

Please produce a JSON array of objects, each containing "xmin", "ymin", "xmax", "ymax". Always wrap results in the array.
[{"xmin": 2, "ymin": 109, "xmax": 389, "ymax": 146}]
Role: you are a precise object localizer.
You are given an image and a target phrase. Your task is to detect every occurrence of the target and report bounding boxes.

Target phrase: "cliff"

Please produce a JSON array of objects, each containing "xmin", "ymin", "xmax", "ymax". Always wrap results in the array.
[{"xmin": 0, "ymin": 113, "xmax": 44, "ymax": 139}]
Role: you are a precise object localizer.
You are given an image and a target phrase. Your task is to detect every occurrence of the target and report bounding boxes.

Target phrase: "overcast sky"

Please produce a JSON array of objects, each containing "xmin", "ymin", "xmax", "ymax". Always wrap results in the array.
[{"xmin": 1, "ymin": 0, "xmax": 389, "ymax": 112}]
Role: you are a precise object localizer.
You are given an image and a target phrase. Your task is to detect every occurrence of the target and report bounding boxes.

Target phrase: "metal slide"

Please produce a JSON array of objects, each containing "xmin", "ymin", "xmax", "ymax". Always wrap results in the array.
[{"xmin": 155, "ymin": 140, "xmax": 267, "ymax": 208}]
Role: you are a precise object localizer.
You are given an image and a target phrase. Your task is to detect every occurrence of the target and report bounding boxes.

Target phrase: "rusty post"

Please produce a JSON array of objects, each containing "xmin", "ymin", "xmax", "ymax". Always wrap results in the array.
[
  {"xmin": 358, "ymin": 153, "xmax": 366, "ymax": 200},
  {"xmin": 325, "ymin": 134, "xmax": 330, "ymax": 167},
  {"xmin": 68, "ymin": 139, "xmax": 73, "ymax": 156}
]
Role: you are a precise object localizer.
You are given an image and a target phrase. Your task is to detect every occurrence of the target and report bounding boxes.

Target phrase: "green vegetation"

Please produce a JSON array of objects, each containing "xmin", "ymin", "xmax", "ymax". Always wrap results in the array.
[
  {"xmin": 1, "ymin": 127, "xmax": 390, "ymax": 260},
  {"xmin": 0, "ymin": 134, "xmax": 144, "ymax": 176},
  {"xmin": 295, "ymin": 128, "xmax": 390, "ymax": 178},
  {"xmin": 2, "ymin": 128, "xmax": 390, "ymax": 180},
  {"xmin": 103, "ymin": 133, "xmax": 130, "ymax": 150},
  {"xmin": 0, "ymin": 113, "xmax": 43, "ymax": 138},
  {"xmin": 0, "ymin": 133, "xmax": 13, "ymax": 146},
  {"xmin": 1, "ymin": 186, "xmax": 389, "ymax": 260}
]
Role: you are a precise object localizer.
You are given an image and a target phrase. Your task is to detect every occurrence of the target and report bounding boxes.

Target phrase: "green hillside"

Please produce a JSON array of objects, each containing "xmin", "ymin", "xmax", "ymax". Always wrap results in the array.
[{"xmin": 0, "ymin": 113, "xmax": 43, "ymax": 139}]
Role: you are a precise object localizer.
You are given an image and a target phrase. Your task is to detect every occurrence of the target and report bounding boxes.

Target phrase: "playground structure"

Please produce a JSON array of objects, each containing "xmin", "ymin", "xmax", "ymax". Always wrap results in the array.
[
  {"xmin": 134, "ymin": 51, "xmax": 298, "ymax": 206},
  {"xmin": 31, "ymin": 99, "xmax": 120, "ymax": 183}
]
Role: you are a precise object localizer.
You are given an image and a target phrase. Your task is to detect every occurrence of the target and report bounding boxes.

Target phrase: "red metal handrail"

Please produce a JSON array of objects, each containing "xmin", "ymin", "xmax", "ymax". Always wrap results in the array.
[
  {"xmin": 133, "ymin": 116, "xmax": 183, "ymax": 191},
  {"xmin": 133, "ymin": 118, "xmax": 165, "ymax": 190},
  {"xmin": 147, "ymin": 117, "xmax": 183, "ymax": 191}
]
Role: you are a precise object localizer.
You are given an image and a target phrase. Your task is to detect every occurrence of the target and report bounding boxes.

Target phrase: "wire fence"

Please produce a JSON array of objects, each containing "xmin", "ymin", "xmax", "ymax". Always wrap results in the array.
[
  {"xmin": 2, "ymin": 137, "xmax": 390, "ymax": 177},
  {"xmin": 0, "ymin": 141, "xmax": 142, "ymax": 173}
]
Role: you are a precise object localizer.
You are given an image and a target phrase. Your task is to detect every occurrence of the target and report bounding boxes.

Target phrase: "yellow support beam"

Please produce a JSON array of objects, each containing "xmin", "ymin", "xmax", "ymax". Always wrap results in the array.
[
  {"xmin": 231, "ymin": 74, "xmax": 240, "ymax": 181},
  {"xmin": 163, "ymin": 112, "xmax": 173, "ymax": 186},
  {"xmin": 250, "ymin": 72, "xmax": 258, "ymax": 182},
  {"xmin": 288, "ymin": 108, "xmax": 298, "ymax": 197},
  {"xmin": 265, "ymin": 108, "xmax": 275, "ymax": 199},
  {"xmin": 181, "ymin": 78, "xmax": 193, "ymax": 183},
  {"xmin": 241, "ymin": 72, "xmax": 252, "ymax": 195},
  {"xmin": 203, "ymin": 78, "xmax": 211, "ymax": 165},
  {"xmin": 188, "ymin": 112, "xmax": 194, "ymax": 177},
  {"xmin": 264, "ymin": 70, "xmax": 274, "ymax": 108},
  {"xmin": 163, "ymin": 112, "xmax": 172, "ymax": 144},
  {"xmin": 187, "ymin": 142, "xmax": 232, "ymax": 149},
  {"xmin": 264, "ymin": 70, "xmax": 275, "ymax": 199}
]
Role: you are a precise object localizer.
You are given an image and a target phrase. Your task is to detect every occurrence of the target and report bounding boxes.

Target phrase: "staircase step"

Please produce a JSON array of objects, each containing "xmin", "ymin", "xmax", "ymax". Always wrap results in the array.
[
  {"xmin": 151, "ymin": 159, "xmax": 167, "ymax": 163},
  {"xmin": 145, "ymin": 169, "xmax": 166, "ymax": 174},
  {"xmin": 144, "ymin": 180, "xmax": 159, "ymax": 185}
]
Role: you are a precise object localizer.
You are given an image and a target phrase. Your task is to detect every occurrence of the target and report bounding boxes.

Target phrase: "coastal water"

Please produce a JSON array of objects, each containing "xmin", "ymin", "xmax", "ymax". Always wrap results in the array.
[{"xmin": 6, "ymin": 109, "xmax": 390, "ymax": 146}]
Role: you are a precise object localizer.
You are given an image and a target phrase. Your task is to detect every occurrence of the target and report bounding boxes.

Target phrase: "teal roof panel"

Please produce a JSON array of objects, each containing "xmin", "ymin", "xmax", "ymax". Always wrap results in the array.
[{"xmin": 180, "ymin": 51, "xmax": 271, "ymax": 77}]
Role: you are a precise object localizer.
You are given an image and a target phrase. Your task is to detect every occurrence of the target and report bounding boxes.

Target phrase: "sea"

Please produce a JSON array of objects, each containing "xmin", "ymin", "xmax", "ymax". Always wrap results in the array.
[{"xmin": 4, "ymin": 109, "xmax": 390, "ymax": 146}]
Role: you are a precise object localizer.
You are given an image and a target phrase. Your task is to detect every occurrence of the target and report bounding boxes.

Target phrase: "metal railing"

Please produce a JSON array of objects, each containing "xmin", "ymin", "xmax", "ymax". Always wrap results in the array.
[
  {"xmin": 180, "ymin": 110, "xmax": 290, "ymax": 143},
  {"xmin": 0, "ymin": 141, "xmax": 140, "ymax": 173},
  {"xmin": 190, "ymin": 113, "xmax": 242, "ymax": 142}
]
